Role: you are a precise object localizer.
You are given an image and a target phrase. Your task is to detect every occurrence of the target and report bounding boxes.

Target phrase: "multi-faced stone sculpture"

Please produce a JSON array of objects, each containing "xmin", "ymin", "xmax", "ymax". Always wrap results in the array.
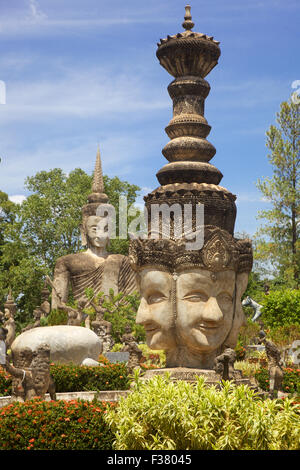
[
  {"xmin": 129, "ymin": 6, "xmax": 253, "ymax": 370},
  {"xmin": 51, "ymin": 148, "xmax": 137, "ymax": 309}
]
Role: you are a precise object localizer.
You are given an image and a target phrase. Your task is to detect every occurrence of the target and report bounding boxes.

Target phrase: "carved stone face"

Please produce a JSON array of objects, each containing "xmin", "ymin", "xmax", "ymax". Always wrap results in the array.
[
  {"xmin": 136, "ymin": 269, "xmax": 177, "ymax": 351},
  {"xmin": 136, "ymin": 268, "xmax": 247, "ymax": 367},
  {"xmin": 85, "ymin": 215, "xmax": 109, "ymax": 249},
  {"xmin": 175, "ymin": 269, "xmax": 236, "ymax": 353}
]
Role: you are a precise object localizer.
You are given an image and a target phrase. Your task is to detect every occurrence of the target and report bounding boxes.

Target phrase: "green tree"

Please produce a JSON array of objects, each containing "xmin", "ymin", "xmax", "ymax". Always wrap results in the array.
[
  {"xmin": 255, "ymin": 98, "xmax": 300, "ymax": 287},
  {"xmin": 0, "ymin": 168, "xmax": 140, "ymax": 323}
]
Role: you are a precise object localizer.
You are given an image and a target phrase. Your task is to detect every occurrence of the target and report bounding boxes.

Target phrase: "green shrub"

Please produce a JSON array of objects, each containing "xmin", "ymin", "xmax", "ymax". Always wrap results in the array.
[
  {"xmin": 84, "ymin": 289, "xmax": 145, "ymax": 343},
  {"xmin": 105, "ymin": 374, "xmax": 300, "ymax": 450},
  {"xmin": 50, "ymin": 362, "xmax": 129, "ymax": 392},
  {"xmin": 254, "ymin": 367, "xmax": 270, "ymax": 391},
  {"xmin": 238, "ymin": 320, "xmax": 261, "ymax": 347},
  {"xmin": 47, "ymin": 309, "xmax": 68, "ymax": 326},
  {"xmin": 235, "ymin": 341, "xmax": 247, "ymax": 360},
  {"xmin": 282, "ymin": 368, "xmax": 300, "ymax": 395},
  {"xmin": 261, "ymin": 290, "xmax": 300, "ymax": 328},
  {"xmin": 0, "ymin": 398, "xmax": 115, "ymax": 450},
  {"xmin": 255, "ymin": 366, "xmax": 300, "ymax": 395},
  {"xmin": 267, "ymin": 324, "xmax": 300, "ymax": 348},
  {"xmin": 1, "ymin": 362, "xmax": 130, "ymax": 396}
]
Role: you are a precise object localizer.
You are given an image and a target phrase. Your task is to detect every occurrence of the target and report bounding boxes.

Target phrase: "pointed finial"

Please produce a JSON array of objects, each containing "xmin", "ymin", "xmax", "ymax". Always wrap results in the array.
[
  {"xmin": 86, "ymin": 146, "xmax": 109, "ymax": 205},
  {"xmin": 182, "ymin": 5, "xmax": 194, "ymax": 31},
  {"xmin": 92, "ymin": 145, "xmax": 105, "ymax": 194}
]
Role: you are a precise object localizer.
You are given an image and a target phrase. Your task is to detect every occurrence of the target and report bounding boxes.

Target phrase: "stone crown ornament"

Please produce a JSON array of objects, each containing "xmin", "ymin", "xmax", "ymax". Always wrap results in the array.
[{"xmin": 129, "ymin": 227, "xmax": 253, "ymax": 274}]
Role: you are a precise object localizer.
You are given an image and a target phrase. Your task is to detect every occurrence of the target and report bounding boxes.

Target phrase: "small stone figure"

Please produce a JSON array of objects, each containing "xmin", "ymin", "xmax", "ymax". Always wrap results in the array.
[
  {"xmin": 5, "ymin": 344, "xmax": 56, "ymax": 402},
  {"xmin": 40, "ymin": 281, "xmax": 51, "ymax": 318},
  {"xmin": 21, "ymin": 307, "xmax": 42, "ymax": 333},
  {"xmin": 9, "ymin": 347, "xmax": 34, "ymax": 401},
  {"xmin": 65, "ymin": 300, "xmax": 87, "ymax": 326},
  {"xmin": 0, "ymin": 327, "xmax": 7, "ymax": 365},
  {"xmin": 3, "ymin": 308, "xmax": 15, "ymax": 350},
  {"xmin": 258, "ymin": 331, "xmax": 284, "ymax": 397},
  {"xmin": 121, "ymin": 324, "xmax": 142, "ymax": 373},
  {"xmin": 121, "ymin": 324, "xmax": 137, "ymax": 348},
  {"xmin": 214, "ymin": 348, "xmax": 237, "ymax": 381},
  {"xmin": 0, "ymin": 326, "xmax": 7, "ymax": 341},
  {"xmin": 91, "ymin": 297, "xmax": 114, "ymax": 352}
]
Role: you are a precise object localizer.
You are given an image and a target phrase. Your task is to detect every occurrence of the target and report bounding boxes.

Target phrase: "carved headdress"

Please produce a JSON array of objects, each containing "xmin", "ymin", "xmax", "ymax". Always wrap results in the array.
[{"xmin": 129, "ymin": 6, "xmax": 253, "ymax": 275}]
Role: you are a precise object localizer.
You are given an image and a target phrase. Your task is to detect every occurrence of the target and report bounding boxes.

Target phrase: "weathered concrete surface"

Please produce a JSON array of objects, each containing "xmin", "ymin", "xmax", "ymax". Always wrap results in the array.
[{"xmin": 11, "ymin": 325, "xmax": 102, "ymax": 365}]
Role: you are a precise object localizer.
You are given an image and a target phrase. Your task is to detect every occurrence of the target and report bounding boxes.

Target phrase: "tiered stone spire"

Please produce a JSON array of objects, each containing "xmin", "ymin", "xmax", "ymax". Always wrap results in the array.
[
  {"xmin": 143, "ymin": 6, "xmax": 237, "ymax": 237},
  {"xmin": 156, "ymin": 5, "xmax": 222, "ymax": 187}
]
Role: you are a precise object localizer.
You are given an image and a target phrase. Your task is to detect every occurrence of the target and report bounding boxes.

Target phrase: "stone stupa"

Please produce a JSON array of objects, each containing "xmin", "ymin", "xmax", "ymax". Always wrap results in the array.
[{"xmin": 129, "ymin": 6, "xmax": 253, "ymax": 384}]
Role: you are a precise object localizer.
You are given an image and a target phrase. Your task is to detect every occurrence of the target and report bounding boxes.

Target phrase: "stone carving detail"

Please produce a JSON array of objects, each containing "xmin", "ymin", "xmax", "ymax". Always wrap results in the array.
[
  {"xmin": 121, "ymin": 324, "xmax": 143, "ymax": 373},
  {"xmin": 91, "ymin": 297, "xmax": 114, "ymax": 353},
  {"xmin": 2, "ymin": 291, "xmax": 16, "ymax": 350},
  {"xmin": 129, "ymin": 6, "xmax": 253, "ymax": 370},
  {"xmin": 214, "ymin": 348, "xmax": 238, "ymax": 381},
  {"xmin": 5, "ymin": 344, "xmax": 56, "ymax": 402},
  {"xmin": 258, "ymin": 331, "xmax": 284, "ymax": 396},
  {"xmin": 21, "ymin": 308, "xmax": 42, "ymax": 332}
]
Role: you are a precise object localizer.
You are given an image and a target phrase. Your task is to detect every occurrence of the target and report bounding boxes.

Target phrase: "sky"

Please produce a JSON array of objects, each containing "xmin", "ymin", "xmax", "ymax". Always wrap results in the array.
[{"xmin": 0, "ymin": 0, "xmax": 299, "ymax": 236}]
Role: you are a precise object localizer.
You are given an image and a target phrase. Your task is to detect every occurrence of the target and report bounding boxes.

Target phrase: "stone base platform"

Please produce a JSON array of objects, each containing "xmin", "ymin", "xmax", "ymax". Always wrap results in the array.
[{"xmin": 140, "ymin": 367, "xmax": 260, "ymax": 391}]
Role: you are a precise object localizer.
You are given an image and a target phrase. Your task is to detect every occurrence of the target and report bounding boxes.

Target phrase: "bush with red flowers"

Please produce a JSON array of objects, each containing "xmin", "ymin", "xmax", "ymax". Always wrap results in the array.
[
  {"xmin": 255, "ymin": 366, "xmax": 300, "ymax": 395},
  {"xmin": 0, "ymin": 366, "xmax": 12, "ymax": 397},
  {"xmin": 0, "ymin": 398, "xmax": 116, "ymax": 450}
]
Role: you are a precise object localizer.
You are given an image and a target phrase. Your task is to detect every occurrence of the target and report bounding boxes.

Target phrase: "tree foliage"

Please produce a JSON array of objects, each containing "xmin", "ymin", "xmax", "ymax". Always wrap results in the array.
[{"xmin": 255, "ymin": 98, "xmax": 300, "ymax": 287}]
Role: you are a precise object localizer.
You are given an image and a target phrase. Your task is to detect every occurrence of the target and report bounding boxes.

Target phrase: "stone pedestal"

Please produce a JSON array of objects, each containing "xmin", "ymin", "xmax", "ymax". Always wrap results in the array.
[{"xmin": 140, "ymin": 367, "xmax": 260, "ymax": 392}]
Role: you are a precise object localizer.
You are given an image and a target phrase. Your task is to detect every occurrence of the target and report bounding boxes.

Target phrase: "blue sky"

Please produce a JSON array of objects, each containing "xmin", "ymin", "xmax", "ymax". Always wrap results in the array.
[{"xmin": 0, "ymin": 0, "xmax": 299, "ymax": 236}]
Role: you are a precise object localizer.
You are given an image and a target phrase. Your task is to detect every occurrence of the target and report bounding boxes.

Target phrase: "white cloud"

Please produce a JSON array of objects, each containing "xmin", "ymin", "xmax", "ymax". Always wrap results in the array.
[
  {"xmin": 9, "ymin": 194, "xmax": 27, "ymax": 204},
  {"xmin": 28, "ymin": 0, "xmax": 47, "ymax": 22},
  {"xmin": 0, "ymin": 65, "xmax": 168, "ymax": 124}
]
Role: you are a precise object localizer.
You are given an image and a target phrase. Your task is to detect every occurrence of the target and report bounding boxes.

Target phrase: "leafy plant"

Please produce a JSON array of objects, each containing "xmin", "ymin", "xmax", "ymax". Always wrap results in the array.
[
  {"xmin": 105, "ymin": 374, "xmax": 300, "ymax": 450},
  {"xmin": 85, "ymin": 288, "xmax": 144, "ymax": 343},
  {"xmin": 261, "ymin": 290, "xmax": 300, "ymax": 328},
  {"xmin": 50, "ymin": 362, "xmax": 129, "ymax": 392},
  {"xmin": 47, "ymin": 309, "xmax": 68, "ymax": 326},
  {"xmin": 267, "ymin": 324, "xmax": 300, "ymax": 348}
]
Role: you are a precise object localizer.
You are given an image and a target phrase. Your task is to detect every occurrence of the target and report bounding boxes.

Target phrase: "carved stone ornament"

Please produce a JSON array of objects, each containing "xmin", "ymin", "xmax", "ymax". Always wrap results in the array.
[{"xmin": 129, "ymin": 226, "xmax": 252, "ymax": 274}]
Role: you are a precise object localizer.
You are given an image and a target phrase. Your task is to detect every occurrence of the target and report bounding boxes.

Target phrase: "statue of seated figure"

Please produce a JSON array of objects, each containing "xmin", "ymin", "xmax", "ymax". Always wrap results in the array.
[{"xmin": 51, "ymin": 149, "xmax": 137, "ymax": 310}]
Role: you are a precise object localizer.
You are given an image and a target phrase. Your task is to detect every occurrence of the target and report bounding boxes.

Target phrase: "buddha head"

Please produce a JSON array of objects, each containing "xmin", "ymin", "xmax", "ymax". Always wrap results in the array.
[
  {"xmin": 129, "ymin": 227, "xmax": 252, "ymax": 368},
  {"xmin": 80, "ymin": 148, "xmax": 110, "ymax": 251},
  {"xmin": 80, "ymin": 214, "xmax": 110, "ymax": 250}
]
